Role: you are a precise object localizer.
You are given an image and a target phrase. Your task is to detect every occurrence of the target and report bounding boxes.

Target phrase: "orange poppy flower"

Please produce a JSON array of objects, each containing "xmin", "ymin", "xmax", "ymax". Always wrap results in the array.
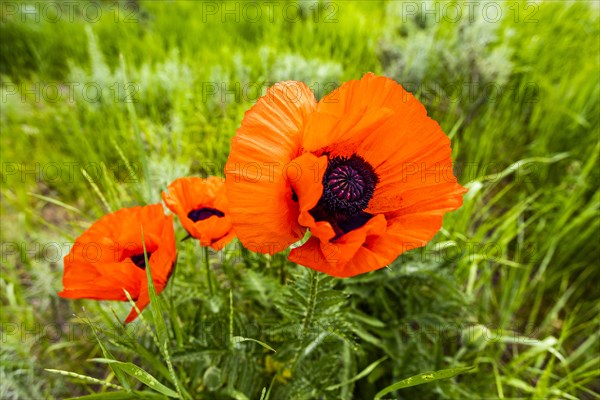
[
  {"xmin": 225, "ymin": 73, "xmax": 466, "ymax": 277},
  {"xmin": 161, "ymin": 176, "xmax": 235, "ymax": 249},
  {"xmin": 58, "ymin": 204, "xmax": 176, "ymax": 322}
]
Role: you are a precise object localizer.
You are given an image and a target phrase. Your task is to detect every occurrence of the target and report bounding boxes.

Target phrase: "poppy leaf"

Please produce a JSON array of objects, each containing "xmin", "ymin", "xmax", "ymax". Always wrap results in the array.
[
  {"xmin": 65, "ymin": 391, "xmax": 167, "ymax": 400},
  {"xmin": 374, "ymin": 366, "xmax": 476, "ymax": 399},
  {"xmin": 45, "ymin": 368, "xmax": 123, "ymax": 390},
  {"xmin": 324, "ymin": 356, "xmax": 388, "ymax": 391},
  {"xmin": 140, "ymin": 227, "xmax": 168, "ymax": 345},
  {"xmin": 77, "ymin": 316, "xmax": 131, "ymax": 391},
  {"xmin": 28, "ymin": 192, "xmax": 82, "ymax": 215},
  {"xmin": 140, "ymin": 226, "xmax": 184, "ymax": 399},
  {"xmin": 89, "ymin": 359, "xmax": 179, "ymax": 398},
  {"xmin": 232, "ymin": 336, "xmax": 277, "ymax": 353}
]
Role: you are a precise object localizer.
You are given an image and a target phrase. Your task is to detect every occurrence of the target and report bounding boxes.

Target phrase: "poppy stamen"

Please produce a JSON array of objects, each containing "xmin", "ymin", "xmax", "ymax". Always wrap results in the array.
[
  {"xmin": 309, "ymin": 154, "xmax": 379, "ymax": 239},
  {"xmin": 320, "ymin": 154, "xmax": 379, "ymax": 216},
  {"xmin": 188, "ymin": 207, "xmax": 225, "ymax": 222},
  {"xmin": 130, "ymin": 252, "xmax": 152, "ymax": 270}
]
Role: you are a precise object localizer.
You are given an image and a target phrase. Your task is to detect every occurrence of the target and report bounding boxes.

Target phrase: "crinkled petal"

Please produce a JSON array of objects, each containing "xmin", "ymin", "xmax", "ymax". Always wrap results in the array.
[{"xmin": 226, "ymin": 81, "xmax": 317, "ymax": 253}]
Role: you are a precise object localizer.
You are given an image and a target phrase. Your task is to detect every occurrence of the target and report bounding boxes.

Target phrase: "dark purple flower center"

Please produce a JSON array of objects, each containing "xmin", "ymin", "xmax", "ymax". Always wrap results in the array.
[
  {"xmin": 130, "ymin": 252, "xmax": 152, "ymax": 270},
  {"xmin": 310, "ymin": 154, "xmax": 379, "ymax": 239},
  {"xmin": 188, "ymin": 207, "xmax": 225, "ymax": 222}
]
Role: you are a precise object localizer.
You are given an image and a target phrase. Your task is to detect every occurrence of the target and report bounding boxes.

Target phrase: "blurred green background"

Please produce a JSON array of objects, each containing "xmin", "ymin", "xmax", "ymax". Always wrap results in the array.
[{"xmin": 1, "ymin": 1, "xmax": 599, "ymax": 399}]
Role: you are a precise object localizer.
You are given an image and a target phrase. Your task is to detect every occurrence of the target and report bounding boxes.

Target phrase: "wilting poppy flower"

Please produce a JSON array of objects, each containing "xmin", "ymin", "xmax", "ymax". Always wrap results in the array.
[
  {"xmin": 161, "ymin": 176, "xmax": 235, "ymax": 249},
  {"xmin": 226, "ymin": 73, "xmax": 466, "ymax": 277},
  {"xmin": 59, "ymin": 204, "xmax": 176, "ymax": 322}
]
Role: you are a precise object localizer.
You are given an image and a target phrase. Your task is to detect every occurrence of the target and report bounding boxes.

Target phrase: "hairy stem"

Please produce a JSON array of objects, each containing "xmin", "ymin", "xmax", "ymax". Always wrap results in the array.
[
  {"xmin": 301, "ymin": 270, "xmax": 319, "ymax": 338},
  {"xmin": 204, "ymin": 247, "xmax": 214, "ymax": 296},
  {"xmin": 280, "ymin": 254, "xmax": 287, "ymax": 285}
]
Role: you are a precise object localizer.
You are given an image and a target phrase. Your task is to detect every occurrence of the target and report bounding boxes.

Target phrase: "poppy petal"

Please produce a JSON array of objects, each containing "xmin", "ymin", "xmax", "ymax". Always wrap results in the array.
[
  {"xmin": 225, "ymin": 81, "xmax": 317, "ymax": 253},
  {"xmin": 59, "ymin": 205, "xmax": 176, "ymax": 323},
  {"xmin": 288, "ymin": 214, "xmax": 388, "ymax": 277},
  {"xmin": 302, "ymin": 73, "xmax": 413, "ymax": 156},
  {"xmin": 361, "ymin": 114, "xmax": 466, "ymax": 214},
  {"xmin": 290, "ymin": 74, "xmax": 466, "ymax": 276},
  {"xmin": 288, "ymin": 152, "xmax": 337, "ymax": 241},
  {"xmin": 162, "ymin": 177, "xmax": 235, "ymax": 249}
]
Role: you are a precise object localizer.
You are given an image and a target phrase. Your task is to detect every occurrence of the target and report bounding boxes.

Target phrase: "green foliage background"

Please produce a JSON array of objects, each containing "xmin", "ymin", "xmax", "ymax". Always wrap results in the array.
[{"xmin": 1, "ymin": 1, "xmax": 599, "ymax": 399}]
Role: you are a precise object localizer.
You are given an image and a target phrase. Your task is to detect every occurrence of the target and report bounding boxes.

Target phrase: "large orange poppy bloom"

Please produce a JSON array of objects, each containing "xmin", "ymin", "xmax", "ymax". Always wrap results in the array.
[
  {"xmin": 225, "ymin": 73, "xmax": 466, "ymax": 277},
  {"xmin": 161, "ymin": 176, "xmax": 235, "ymax": 249},
  {"xmin": 59, "ymin": 204, "xmax": 177, "ymax": 322}
]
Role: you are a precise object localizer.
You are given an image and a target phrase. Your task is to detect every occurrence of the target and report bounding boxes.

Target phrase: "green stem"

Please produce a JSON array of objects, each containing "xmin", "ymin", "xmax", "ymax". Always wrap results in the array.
[
  {"xmin": 290, "ymin": 270, "xmax": 320, "ymax": 375},
  {"xmin": 300, "ymin": 270, "xmax": 319, "ymax": 338},
  {"xmin": 205, "ymin": 247, "xmax": 214, "ymax": 296},
  {"xmin": 228, "ymin": 290, "xmax": 234, "ymax": 350},
  {"xmin": 279, "ymin": 254, "xmax": 286, "ymax": 285}
]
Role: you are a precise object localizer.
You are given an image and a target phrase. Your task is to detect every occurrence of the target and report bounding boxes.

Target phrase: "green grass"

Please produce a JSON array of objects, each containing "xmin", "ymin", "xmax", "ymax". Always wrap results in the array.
[{"xmin": 1, "ymin": 0, "xmax": 599, "ymax": 399}]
